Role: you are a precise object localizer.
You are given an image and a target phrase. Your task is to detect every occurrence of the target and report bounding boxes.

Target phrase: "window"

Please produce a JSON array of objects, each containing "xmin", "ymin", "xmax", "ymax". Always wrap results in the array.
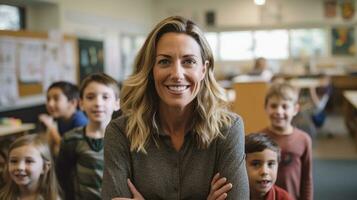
[
  {"xmin": 120, "ymin": 34, "xmax": 145, "ymax": 81},
  {"xmin": 290, "ymin": 28, "xmax": 327, "ymax": 58},
  {"xmin": 0, "ymin": 4, "xmax": 25, "ymax": 30},
  {"xmin": 204, "ymin": 32, "xmax": 218, "ymax": 58},
  {"xmin": 253, "ymin": 30, "xmax": 289, "ymax": 59},
  {"xmin": 219, "ymin": 31, "xmax": 253, "ymax": 60}
]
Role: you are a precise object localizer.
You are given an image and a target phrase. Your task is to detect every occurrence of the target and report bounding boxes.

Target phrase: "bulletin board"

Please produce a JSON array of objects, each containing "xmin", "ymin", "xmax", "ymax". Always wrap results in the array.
[
  {"xmin": 78, "ymin": 38, "xmax": 104, "ymax": 82},
  {"xmin": 0, "ymin": 30, "xmax": 78, "ymax": 111}
]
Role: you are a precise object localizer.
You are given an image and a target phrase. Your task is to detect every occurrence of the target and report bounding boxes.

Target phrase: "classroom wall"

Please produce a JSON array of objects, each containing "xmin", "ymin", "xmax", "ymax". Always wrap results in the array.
[
  {"xmin": 152, "ymin": 0, "xmax": 357, "ymax": 78},
  {"xmin": 2, "ymin": 0, "xmax": 357, "ymax": 113},
  {"xmin": 27, "ymin": 2, "xmax": 60, "ymax": 32},
  {"xmin": 5, "ymin": 0, "xmax": 154, "ymax": 82},
  {"xmin": 153, "ymin": 0, "xmax": 356, "ymax": 28},
  {"xmin": 56, "ymin": 0, "xmax": 154, "ymax": 80}
]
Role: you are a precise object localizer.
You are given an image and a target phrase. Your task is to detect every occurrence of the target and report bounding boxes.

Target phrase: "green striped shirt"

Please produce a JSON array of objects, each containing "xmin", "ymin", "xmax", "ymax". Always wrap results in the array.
[{"xmin": 56, "ymin": 127, "xmax": 103, "ymax": 200}]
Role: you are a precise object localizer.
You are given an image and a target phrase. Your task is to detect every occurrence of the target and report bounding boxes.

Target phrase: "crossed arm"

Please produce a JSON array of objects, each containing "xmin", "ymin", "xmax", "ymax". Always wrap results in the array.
[{"xmin": 113, "ymin": 173, "xmax": 232, "ymax": 200}]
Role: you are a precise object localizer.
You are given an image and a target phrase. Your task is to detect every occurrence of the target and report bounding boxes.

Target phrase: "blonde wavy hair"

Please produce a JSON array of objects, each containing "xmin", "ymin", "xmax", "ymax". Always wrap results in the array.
[
  {"xmin": 0, "ymin": 134, "xmax": 61, "ymax": 200},
  {"xmin": 121, "ymin": 16, "xmax": 233, "ymax": 153}
]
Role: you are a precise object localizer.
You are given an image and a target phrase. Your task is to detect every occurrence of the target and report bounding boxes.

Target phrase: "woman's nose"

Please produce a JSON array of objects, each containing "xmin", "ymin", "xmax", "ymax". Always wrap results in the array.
[{"xmin": 171, "ymin": 61, "xmax": 185, "ymax": 80}]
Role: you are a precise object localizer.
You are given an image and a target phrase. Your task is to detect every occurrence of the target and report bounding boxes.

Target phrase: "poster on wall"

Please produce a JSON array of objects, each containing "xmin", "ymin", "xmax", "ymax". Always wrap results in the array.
[
  {"xmin": 324, "ymin": 0, "xmax": 337, "ymax": 18},
  {"xmin": 78, "ymin": 39, "xmax": 104, "ymax": 82},
  {"xmin": 18, "ymin": 39, "xmax": 44, "ymax": 83},
  {"xmin": 340, "ymin": 0, "xmax": 355, "ymax": 20},
  {"xmin": 331, "ymin": 27, "xmax": 356, "ymax": 56},
  {"xmin": 0, "ymin": 38, "xmax": 18, "ymax": 107}
]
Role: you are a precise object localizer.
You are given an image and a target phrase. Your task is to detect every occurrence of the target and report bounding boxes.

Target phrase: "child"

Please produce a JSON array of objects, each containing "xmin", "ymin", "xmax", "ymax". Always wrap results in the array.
[
  {"xmin": 0, "ymin": 134, "xmax": 61, "ymax": 200},
  {"xmin": 56, "ymin": 73, "xmax": 120, "ymax": 200},
  {"xmin": 308, "ymin": 74, "xmax": 332, "ymax": 129},
  {"xmin": 262, "ymin": 82, "xmax": 313, "ymax": 200},
  {"xmin": 39, "ymin": 81, "xmax": 88, "ymax": 154},
  {"xmin": 245, "ymin": 133, "xmax": 293, "ymax": 200}
]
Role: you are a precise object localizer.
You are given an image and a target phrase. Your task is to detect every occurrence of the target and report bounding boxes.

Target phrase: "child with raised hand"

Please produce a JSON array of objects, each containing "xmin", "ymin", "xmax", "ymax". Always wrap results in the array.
[
  {"xmin": 39, "ymin": 81, "xmax": 88, "ymax": 154},
  {"xmin": 245, "ymin": 133, "xmax": 292, "ymax": 200},
  {"xmin": 262, "ymin": 83, "xmax": 313, "ymax": 200},
  {"xmin": 0, "ymin": 134, "xmax": 61, "ymax": 200},
  {"xmin": 56, "ymin": 73, "xmax": 120, "ymax": 200}
]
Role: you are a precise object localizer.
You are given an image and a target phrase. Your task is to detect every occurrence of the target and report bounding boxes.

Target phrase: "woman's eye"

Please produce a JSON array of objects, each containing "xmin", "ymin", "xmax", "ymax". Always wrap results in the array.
[
  {"xmin": 157, "ymin": 59, "xmax": 170, "ymax": 65},
  {"xmin": 183, "ymin": 59, "xmax": 197, "ymax": 66}
]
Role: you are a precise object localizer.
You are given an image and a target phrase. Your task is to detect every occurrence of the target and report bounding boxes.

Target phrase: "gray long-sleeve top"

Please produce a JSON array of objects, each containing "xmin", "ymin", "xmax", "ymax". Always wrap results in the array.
[{"xmin": 102, "ymin": 114, "xmax": 249, "ymax": 200}]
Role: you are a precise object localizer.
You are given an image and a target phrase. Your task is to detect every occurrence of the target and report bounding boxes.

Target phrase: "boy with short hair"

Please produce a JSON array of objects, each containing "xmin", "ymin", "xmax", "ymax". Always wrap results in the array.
[
  {"xmin": 245, "ymin": 133, "xmax": 293, "ymax": 200},
  {"xmin": 39, "ymin": 81, "xmax": 88, "ymax": 154},
  {"xmin": 262, "ymin": 82, "xmax": 313, "ymax": 200},
  {"xmin": 56, "ymin": 73, "xmax": 120, "ymax": 200}
]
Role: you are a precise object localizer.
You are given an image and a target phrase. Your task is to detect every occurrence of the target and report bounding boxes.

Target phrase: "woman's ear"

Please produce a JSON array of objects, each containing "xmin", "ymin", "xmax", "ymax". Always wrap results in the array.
[{"xmin": 201, "ymin": 60, "xmax": 209, "ymax": 80}]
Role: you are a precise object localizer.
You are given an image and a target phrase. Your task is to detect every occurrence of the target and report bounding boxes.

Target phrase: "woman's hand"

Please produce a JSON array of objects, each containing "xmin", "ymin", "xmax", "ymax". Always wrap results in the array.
[
  {"xmin": 207, "ymin": 173, "xmax": 233, "ymax": 200},
  {"xmin": 112, "ymin": 179, "xmax": 144, "ymax": 200}
]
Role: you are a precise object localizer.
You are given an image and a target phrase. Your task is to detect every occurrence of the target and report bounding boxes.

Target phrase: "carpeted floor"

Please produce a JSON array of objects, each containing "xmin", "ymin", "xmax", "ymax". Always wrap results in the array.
[
  {"xmin": 314, "ymin": 159, "xmax": 357, "ymax": 200},
  {"xmin": 313, "ymin": 112, "xmax": 357, "ymax": 200}
]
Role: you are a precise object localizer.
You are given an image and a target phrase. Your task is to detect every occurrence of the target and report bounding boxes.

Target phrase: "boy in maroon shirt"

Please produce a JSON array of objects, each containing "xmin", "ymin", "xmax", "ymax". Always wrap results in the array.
[{"xmin": 262, "ymin": 83, "xmax": 313, "ymax": 200}]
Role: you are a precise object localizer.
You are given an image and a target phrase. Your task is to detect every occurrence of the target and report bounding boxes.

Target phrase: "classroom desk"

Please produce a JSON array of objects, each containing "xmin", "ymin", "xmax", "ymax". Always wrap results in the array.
[
  {"xmin": 288, "ymin": 78, "xmax": 321, "ymax": 89},
  {"xmin": 343, "ymin": 91, "xmax": 357, "ymax": 145},
  {"xmin": 0, "ymin": 123, "xmax": 35, "ymax": 137}
]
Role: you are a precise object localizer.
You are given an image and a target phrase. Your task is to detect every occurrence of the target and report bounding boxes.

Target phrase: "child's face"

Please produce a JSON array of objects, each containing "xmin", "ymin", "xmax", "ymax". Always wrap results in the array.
[
  {"xmin": 46, "ymin": 87, "xmax": 76, "ymax": 118},
  {"xmin": 265, "ymin": 96, "xmax": 299, "ymax": 132},
  {"xmin": 8, "ymin": 145, "xmax": 46, "ymax": 190},
  {"xmin": 246, "ymin": 149, "xmax": 278, "ymax": 197},
  {"xmin": 80, "ymin": 82, "xmax": 119, "ymax": 124}
]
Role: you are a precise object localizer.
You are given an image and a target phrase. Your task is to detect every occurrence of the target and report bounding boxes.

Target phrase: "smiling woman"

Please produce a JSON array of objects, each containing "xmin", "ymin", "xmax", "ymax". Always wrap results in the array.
[{"xmin": 102, "ymin": 16, "xmax": 249, "ymax": 200}]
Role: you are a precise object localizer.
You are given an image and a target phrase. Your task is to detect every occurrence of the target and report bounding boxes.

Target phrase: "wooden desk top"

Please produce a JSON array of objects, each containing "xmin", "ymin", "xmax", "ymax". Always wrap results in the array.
[
  {"xmin": 344, "ymin": 91, "xmax": 357, "ymax": 108},
  {"xmin": 288, "ymin": 78, "xmax": 321, "ymax": 89},
  {"xmin": 0, "ymin": 123, "xmax": 35, "ymax": 137}
]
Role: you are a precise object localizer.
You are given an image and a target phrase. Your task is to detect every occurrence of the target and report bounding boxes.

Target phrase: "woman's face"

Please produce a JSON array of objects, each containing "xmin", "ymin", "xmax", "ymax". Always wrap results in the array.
[{"xmin": 153, "ymin": 32, "xmax": 207, "ymax": 110}]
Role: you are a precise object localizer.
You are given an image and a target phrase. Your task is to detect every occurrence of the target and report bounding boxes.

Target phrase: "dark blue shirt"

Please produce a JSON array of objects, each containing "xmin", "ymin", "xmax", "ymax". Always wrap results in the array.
[{"xmin": 58, "ymin": 110, "xmax": 88, "ymax": 136}]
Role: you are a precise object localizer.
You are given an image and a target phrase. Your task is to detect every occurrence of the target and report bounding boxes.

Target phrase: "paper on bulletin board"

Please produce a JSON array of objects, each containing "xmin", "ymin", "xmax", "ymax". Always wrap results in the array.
[
  {"xmin": 43, "ymin": 40, "xmax": 61, "ymax": 91},
  {"xmin": 58, "ymin": 41, "xmax": 76, "ymax": 83},
  {"xmin": 18, "ymin": 38, "xmax": 44, "ymax": 83},
  {"xmin": 0, "ymin": 38, "xmax": 19, "ymax": 107}
]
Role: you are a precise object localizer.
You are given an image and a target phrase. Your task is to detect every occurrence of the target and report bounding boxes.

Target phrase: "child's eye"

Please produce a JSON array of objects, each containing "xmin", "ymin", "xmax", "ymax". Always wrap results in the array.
[
  {"xmin": 103, "ymin": 95, "xmax": 110, "ymax": 100},
  {"xmin": 26, "ymin": 159, "xmax": 35, "ymax": 164},
  {"xmin": 251, "ymin": 160, "xmax": 261, "ymax": 167},
  {"xmin": 268, "ymin": 161, "xmax": 276, "ymax": 168},
  {"xmin": 9, "ymin": 159, "xmax": 18, "ymax": 164},
  {"xmin": 85, "ymin": 95, "xmax": 95, "ymax": 100}
]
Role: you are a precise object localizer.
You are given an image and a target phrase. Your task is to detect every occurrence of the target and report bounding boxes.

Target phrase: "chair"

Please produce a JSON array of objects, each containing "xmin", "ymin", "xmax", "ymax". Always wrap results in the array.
[{"xmin": 231, "ymin": 81, "xmax": 270, "ymax": 134}]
